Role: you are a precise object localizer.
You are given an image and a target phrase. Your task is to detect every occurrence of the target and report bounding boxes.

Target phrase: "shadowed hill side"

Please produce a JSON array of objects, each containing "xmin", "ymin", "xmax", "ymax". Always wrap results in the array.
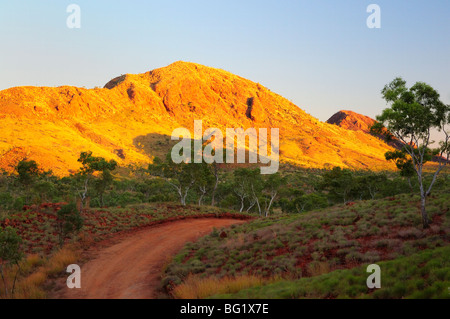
[{"xmin": 0, "ymin": 61, "xmax": 395, "ymax": 175}]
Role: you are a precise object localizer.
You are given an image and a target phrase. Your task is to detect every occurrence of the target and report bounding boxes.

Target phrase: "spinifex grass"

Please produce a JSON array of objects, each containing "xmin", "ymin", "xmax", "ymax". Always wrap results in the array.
[
  {"xmin": 164, "ymin": 191, "xmax": 450, "ymax": 297},
  {"xmin": 211, "ymin": 246, "xmax": 450, "ymax": 299}
]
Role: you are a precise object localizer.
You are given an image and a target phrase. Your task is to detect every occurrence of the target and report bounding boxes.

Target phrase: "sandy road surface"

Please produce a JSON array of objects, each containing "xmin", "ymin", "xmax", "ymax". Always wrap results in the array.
[{"xmin": 53, "ymin": 218, "xmax": 245, "ymax": 299}]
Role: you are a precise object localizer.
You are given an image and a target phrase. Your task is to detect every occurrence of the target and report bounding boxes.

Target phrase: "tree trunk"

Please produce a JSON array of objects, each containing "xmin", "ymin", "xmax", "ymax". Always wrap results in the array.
[
  {"xmin": 11, "ymin": 263, "xmax": 21, "ymax": 297},
  {"xmin": 246, "ymin": 200, "xmax": 256, "ymax": 213},
  {"xmin": 176, "ymin": 187, "xmax": 185, "ymax": 205},
  {"xmin": 418, "ymin": 175, "xmax": 431, "ymax": 229},
  {"xmin": 264, "ymin": 192, "xmax": 277, "ymax": 217},
  {"xmin": 239, "ymin": 198, "xmax": 244, "ymax": 213},
  {"xmin": 211, "ymin": 173, "xmax": 219, "ymax": 206},
  {"xmin": 79, "ymin": 177, "xmax": 89, "ymax": 212},
  {"xmin": 198, "ymin": 186, "xmax": 207, "ymax": 206},
  {"xmin": 0, "ymin": 265, "xmax": 8, "ymax": 297},
  {"xmin": 407, "ymin": 177, "xmax": 413, "ymax": 192},
  {"xmin": 420, "ymin": 194, "xmax": 430, "ymax": 229},
  {"xmin": 255, "ymin": 197, "xmax": 262, "ymax": 216},
  {"xmin": 182, "ymin": 188, "xmax": 190, "ymax": 206}
]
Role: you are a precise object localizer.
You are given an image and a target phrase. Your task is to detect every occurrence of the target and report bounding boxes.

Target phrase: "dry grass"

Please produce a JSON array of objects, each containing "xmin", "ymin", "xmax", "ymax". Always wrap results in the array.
[
  {"xmin": 173, "ymin": 274, "xmax": 277, "ymax": 299},
  {"xmin": 13, "ymin": 271, "xmax": 48, "ymax": 299},
  {"xmin": 46, "ymin": 246, "xmax": 80, "ymax": 276},
  {"xmin": 307, "ymin": 261, "xmax": 331, "ymax": 276},
  {"xmin": 165, "ymin": 191, "xmax": 449, "ymax": 287},
  {"xmin": 220, "ymin": 233, "xmax": 246, "ymax": 250},
  {"xmin": 0, "ymin": 255, "xmax": 46, "ymax": 299},
  {"xmin": 0, "ymin": 246, "xmax": 79, "ymax": 299}
]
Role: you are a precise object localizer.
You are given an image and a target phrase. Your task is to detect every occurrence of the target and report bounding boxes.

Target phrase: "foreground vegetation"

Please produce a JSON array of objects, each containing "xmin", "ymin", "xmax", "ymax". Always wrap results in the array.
[
  {"xmin": 0, "ymin": 150, "xmax": 448, "ymax": 299},
  {"xmin": 0, "ymin": 203, "xmax": 248, "ymax": 299},
  {"xmin": 2, "ymin": 156, "xmax": 448, "ymax": 217},
  {"xmin": 163, "ymin": 191, "xmax": 450, "ymax": 298},
  {"xmin": 210, "ymin": 246, "xmax": 450, "ymax": 299},
  {"xmin": 0, "ymin": 246, "xmax": 79, "ymax": 299},
  {"xmin": 1, "ymin": 202, "xmax": 247, "ymax": 256}
]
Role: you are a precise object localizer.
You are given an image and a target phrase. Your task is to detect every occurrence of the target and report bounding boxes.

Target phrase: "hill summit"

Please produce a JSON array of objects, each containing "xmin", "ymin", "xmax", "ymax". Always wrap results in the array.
[
  {"xmin": 0, "ymin": 61, "xmax": 394, "ymax": 175},
  {"xmin": 326, "ymin": 110, "xmax": 377, "ymax": 133}
]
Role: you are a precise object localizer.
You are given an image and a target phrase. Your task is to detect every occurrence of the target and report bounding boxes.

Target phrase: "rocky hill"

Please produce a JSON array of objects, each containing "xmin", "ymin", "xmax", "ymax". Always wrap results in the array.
[
  {"xmin": 0, "ymin": 62, "xmax": 394, "ymax": 175},
  {"xmin": 327, "ymin": 110, "xmax": 408, "ymax": 151},
  {"xmin": 326, "ymin": 110, "xmax": 377, "ymax": 133}
]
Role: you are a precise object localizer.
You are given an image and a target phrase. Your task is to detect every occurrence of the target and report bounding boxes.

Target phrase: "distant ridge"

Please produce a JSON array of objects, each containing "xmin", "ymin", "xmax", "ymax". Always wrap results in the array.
[
  {"xmin": 326, "ymin": 110, "xmax": 378, "ymax": 133},
  {"xmin": 327, "ymin": 110, "xmax": 449, "ymax": 164}
]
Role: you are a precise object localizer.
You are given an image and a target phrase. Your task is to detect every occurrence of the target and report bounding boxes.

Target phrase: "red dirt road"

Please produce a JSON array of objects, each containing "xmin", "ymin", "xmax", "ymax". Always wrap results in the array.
[{"xmin": 54, "ymin": 218, "xmax": 245, "ymax": 299}]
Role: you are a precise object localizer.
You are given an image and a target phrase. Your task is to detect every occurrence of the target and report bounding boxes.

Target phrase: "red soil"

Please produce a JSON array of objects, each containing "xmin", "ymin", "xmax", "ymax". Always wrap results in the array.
[{"xmin": 50, "ymin": 218, "xmax": 246, "ymax": 299}]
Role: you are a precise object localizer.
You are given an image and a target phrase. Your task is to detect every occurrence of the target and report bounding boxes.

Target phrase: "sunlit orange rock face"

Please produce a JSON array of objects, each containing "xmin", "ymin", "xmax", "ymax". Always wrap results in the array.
[{"xmin": 0, "ymin": 61, "xmax": 394, "ymax": 175}]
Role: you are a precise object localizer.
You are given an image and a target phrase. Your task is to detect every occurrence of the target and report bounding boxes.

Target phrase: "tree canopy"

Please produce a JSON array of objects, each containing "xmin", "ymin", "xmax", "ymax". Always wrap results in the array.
[{"xmin": 374, "ymin": 77, "xmax": 450, "ymax": 228}]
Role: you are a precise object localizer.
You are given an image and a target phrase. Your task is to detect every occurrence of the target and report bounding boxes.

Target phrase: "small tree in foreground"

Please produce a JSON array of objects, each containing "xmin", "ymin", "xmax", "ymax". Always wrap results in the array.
[
  {"xmin": 231, "ymin": 168, "xmax": 283, "ymax": 216},
  {"xmin": 56, "ymin": 203, "xmax": 83, "ymax": 247},
  {"xmin": 15, "ymin": 159, "xmax": 40, "ymax": 204},
  {"xmin": 257, "ymin": 173, "xmax": 284, "ymax": 217},
  {"xmin": 16, "ymin": 159, "xmax": 39, "ymax": 187},
  {"xmin": 77, "ymin": 152, "xmax": 117, "ymax": 209},
  {"xmin": 293, "ymin": 193, "xmax": 328, "ymax": 213},
  {"xmin": 373, "ymin": 77, "xmax": 450, "ymax": 228},
  {"xmin": 148, "ymin": 155, "xmax": 198, "ymax": 206},
  {"xmin": 320, "ymin": 167, "xmax": 355, "ymax": 204},
  {"xmin": 0, "ymin": 227, "xmax": 23, "ymax": 298},
  {"xmin": 195, "ymin": 162, "xmax": 215, "ymax": 206},
  {"xmin": 384, "ymin": 150, "xmax": 416, "ymax": 191}
]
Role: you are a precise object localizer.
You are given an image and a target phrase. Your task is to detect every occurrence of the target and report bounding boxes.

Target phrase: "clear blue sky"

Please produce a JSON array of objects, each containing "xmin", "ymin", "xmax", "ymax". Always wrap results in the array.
[{"xmin": 1, "ymin": 0, "xmax": 449, "ymax": 122}]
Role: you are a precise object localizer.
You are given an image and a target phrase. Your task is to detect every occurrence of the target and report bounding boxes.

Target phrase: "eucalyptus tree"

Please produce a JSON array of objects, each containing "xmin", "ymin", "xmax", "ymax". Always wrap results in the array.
[{"xmin": 373, "ymin": 77, "xmax": 449, "ymax": 228}]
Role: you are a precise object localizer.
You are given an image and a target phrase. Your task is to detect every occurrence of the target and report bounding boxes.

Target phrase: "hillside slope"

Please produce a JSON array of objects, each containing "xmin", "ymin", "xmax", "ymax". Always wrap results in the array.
[
  {"xmin": 0, "ymin": 62, "xmax": 394, "ymax": 175},
  {"xmin": 164, "ymin": 191, "xmax": 450, "ymax": 299}
]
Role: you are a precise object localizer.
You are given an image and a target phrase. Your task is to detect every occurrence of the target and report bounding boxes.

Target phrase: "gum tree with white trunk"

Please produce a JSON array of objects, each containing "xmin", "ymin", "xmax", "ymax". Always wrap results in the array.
[{"xmin": 374, "ymin": 77, "xmax": 450, "ymax": 228}]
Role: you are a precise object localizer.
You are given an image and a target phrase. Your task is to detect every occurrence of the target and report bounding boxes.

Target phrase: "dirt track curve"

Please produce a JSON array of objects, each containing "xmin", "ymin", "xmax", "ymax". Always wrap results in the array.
[{"xmin": 53, "ymin": 218, "xmax": 245, "ymax": 299}]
